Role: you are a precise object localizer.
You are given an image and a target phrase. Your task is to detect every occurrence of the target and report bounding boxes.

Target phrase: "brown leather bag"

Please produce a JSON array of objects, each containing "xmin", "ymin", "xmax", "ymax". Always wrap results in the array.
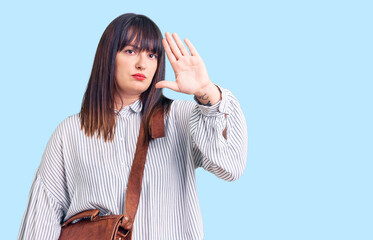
[{"xmin": 59, "ymin": 108, "xmax": 165, "ymax": 240}]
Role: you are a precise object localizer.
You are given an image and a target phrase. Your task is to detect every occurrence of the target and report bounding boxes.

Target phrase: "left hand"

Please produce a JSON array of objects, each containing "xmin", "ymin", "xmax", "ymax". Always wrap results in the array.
[{"xmin": 155, "ymin": 32, "xmax": 213, "ymax": 95}]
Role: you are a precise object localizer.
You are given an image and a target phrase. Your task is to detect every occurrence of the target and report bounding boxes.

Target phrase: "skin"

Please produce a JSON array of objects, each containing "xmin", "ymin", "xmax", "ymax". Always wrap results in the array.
[
  {"xmin": 114, "ymin": 44, "xmax": 158, "ymax": 110},
  {"xmin": 156, "ymin": 32, "xmax": 222, "ymax": 106},
  {"xmin": 114, "ymin": 32, "xmax": 222, "ymax": 110}
]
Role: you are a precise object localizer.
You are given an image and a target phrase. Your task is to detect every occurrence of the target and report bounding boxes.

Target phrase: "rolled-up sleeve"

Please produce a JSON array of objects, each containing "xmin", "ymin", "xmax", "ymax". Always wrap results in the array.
[
  {"xmin": 190, "ymin": 84, "xmax": 248, "ymax": 181},
  {"xmin": 18, "ymin": 122, "xmax": 69, "ymax": 239}
]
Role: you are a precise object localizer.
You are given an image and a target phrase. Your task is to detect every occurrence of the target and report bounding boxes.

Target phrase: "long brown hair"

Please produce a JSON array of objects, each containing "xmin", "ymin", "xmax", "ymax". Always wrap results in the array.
[{"xmin": 80, "ymin": 13, "xmax": 173, "ymax": 142}]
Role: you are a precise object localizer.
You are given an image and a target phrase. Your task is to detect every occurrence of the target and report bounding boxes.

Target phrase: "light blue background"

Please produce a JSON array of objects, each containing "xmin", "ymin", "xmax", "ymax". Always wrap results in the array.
[{"xmin": 1, "ymin": 0, "xmax": 372, "ymax": 239}]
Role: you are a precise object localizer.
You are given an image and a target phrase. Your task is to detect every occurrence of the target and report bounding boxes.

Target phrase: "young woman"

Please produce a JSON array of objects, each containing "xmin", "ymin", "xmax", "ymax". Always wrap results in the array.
[{"xmin": 18, "ymin": 13, "xmax": 248, "ymax": 239}]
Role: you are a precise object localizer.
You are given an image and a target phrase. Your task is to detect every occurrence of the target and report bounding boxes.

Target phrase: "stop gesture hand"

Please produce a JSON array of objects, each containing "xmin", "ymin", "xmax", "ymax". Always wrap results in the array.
[{"xmin": 156, "ymin": 32, "xmax": 221, "ymax": 105}]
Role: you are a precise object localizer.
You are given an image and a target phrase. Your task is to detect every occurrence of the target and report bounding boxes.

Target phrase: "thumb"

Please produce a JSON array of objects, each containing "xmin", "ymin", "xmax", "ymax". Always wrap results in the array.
[{"xmin": 155, "ymin": 80, "xmax": 180, "ymax": 92}]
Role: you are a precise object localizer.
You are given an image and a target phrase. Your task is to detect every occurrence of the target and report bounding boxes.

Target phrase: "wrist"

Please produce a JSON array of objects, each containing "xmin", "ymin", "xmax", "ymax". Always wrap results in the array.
[
  {"xmin": 194, "ymin": 83, "xmax": 222, "ymax": 106},
  {"xmin": 194, "ymin": 83, "xmax": 215, "ymax": 98}
]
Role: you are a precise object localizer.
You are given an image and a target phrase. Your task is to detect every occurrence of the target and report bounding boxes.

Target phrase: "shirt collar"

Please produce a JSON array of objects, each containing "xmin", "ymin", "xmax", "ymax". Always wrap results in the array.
[{"xmin": 114, "ymin": 99, "xmax": 142, "ymax": 117}]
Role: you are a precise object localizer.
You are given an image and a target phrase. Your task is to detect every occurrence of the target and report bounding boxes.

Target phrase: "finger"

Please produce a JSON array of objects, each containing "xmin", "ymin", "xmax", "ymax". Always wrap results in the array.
[
  {"xmin": 184, "ymin": 38, "xmax": 199, "ymax": 56},
  {"xmin": 155, "ymin": 80, "xmax": 180, "ymax": 92},
  {"xmin": 172, "ymin": 33, "xmax": 190, "ymax": 56},
  {"xmin": 165, "ymin": 32, "xmax": 182, "ymax": 60},
  {"xmin": 162, "ymin": 38, "xmax": 176, "ymax": 63}
]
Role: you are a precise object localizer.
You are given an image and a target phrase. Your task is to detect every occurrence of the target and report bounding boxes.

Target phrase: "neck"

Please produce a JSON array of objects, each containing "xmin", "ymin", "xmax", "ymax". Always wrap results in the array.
[{"xmin": 114, "ymin": 96, "xmax": 140, "ymax": 111}]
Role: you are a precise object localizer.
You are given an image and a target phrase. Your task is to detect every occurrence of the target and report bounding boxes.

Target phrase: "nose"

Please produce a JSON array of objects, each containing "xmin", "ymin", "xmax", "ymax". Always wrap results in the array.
[{"xmin": 135, "ymin": 52, "xmax": 148, "ymax": 70}]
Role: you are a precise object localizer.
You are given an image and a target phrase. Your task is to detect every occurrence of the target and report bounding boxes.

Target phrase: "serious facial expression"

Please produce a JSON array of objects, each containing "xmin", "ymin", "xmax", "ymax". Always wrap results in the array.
[{"xmin": 114, "ymin": 44, "xmax": 158, "ymax": 100}]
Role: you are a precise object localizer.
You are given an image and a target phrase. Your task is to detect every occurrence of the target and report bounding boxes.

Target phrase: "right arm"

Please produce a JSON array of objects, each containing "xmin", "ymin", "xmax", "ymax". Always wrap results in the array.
[{"xmin": 18, "ymin": 121, "xmax": 70, "ymax": 239}]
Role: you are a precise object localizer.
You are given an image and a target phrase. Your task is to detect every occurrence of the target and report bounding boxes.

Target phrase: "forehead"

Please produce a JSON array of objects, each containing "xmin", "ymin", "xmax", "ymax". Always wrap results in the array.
[
  {"xmin": 119, "ymin": 26, "xmax": 161, "ymax": 54},
  {"xmin": 127, "ymin": 35, "xmax": 156, "ymax": 50}
]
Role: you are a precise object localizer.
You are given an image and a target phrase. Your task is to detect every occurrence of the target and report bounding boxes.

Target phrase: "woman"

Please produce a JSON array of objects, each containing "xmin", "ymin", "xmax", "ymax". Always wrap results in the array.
[{"xmin": 18, "ymin": 13, "xmax": 248, "ymax": 239}]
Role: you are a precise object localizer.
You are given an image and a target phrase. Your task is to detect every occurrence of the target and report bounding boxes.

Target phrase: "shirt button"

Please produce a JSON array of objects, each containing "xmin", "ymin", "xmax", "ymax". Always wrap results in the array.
[{"xmin": 120, "ymin": 137, "xmax": 124, "ymax": 141}]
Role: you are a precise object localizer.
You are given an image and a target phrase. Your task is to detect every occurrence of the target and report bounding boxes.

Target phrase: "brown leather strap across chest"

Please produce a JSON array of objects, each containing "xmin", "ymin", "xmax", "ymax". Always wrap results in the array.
[{"xmin": 121, "ymin": 107, "xmax": 165, "ymax": 230}]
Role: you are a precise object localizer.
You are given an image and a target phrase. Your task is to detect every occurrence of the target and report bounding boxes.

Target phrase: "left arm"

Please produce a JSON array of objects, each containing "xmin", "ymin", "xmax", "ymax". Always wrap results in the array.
[
  {"xmin": 191, "ymin": 84, "xmax": 248, "ymax": 181},
  {"xmin": 156, "ymin": 32, "xmax": 248, "ymax": 181}
]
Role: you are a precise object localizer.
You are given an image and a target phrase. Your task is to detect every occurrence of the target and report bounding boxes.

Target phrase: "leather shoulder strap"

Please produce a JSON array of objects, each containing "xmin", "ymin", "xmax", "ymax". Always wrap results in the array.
[{"xmin": 122, "ymin": 107, "xmax": 165, "ymax": 230}]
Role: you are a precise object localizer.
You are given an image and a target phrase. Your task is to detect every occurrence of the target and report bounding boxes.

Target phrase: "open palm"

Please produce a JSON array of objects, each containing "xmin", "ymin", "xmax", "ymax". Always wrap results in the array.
[{"xmin": 155, "ymin": 32, "xmax": 212, "ymax": 95}]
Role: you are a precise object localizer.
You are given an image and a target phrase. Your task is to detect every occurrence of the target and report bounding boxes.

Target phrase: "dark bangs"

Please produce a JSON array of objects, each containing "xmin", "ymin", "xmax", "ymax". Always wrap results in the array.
[{"xmin": 118, "ymin": 16, "xmax": 163, "ymax": 56}]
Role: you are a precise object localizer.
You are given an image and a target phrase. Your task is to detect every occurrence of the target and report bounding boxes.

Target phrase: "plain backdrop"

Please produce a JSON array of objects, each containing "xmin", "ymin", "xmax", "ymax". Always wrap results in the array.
[{"xmin": 1, "ymin": 0, "xmax": 372, "ymax": 239}]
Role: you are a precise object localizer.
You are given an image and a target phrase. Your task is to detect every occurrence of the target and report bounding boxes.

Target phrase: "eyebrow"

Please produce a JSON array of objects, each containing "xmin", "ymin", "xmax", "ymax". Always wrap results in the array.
[
  {"xmin": 126, "ymin": 44, "xmax": 157, "ymax": 52},
  {"xmin": 126, "ymin": 44, "xmax": 140, "ymax": 50}
]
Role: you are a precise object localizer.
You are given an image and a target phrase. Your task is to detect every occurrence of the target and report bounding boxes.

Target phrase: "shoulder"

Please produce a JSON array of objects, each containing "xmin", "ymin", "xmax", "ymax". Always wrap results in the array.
[
  {"xmin": 51, "ymin": 113, "xmax": 81, "ymax": 140},
  {"xmin": 169, "ymin": 99, "xmax": 197, "ymax": 121},
  {"xmin": 57, "ymin": 113, "xmax": 80, "ymax": 131},
  {"xmin": 170, "ymin": 99, "xmax": 197, "ymax": 110}
]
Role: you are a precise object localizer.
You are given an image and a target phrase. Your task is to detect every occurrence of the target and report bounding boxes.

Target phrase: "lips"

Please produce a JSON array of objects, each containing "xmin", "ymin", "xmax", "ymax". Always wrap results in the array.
[{"xmin": 132, "ymin": 73, "xmax": 146, "ymax": 81}]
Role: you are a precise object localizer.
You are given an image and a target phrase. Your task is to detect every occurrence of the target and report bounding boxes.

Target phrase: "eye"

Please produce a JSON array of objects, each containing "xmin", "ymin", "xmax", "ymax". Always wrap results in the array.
[
  {"xmin": 149, "ymin": 53, "xmax": 158, "ymax": 59},
  {"xmin": 125, "ymin": 49, "xmax": 135, "ymax": 54}
]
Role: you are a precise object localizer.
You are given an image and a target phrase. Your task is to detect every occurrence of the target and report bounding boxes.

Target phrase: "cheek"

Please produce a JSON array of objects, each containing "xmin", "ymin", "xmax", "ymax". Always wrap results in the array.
[
  {"xmin": 116, "ymin": 58, "xmax": 129, "ymax": 71},
  {"xmin": 115, "ymin": 58, "xmax": 130, "ymax": 79},
  {"xmin": 150, "ymin": 62, "xmax": 158, "ymax": 76}
]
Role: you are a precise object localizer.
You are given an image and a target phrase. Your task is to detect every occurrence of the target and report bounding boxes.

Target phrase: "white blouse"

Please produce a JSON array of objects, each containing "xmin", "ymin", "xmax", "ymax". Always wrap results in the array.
[{"xmin": 18, "ymin": 84, "xmax": 248, "ymax": 240}]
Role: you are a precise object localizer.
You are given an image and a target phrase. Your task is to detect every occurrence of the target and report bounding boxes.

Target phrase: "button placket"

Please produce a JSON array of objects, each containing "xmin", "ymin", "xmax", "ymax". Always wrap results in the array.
[
  {"xmin": 115, "ymin": 103, "xmax": 142, "ymax": 167},
  {"xmin": 115, "ymin": 115, "xmax": 127, "ymax": 167}
]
